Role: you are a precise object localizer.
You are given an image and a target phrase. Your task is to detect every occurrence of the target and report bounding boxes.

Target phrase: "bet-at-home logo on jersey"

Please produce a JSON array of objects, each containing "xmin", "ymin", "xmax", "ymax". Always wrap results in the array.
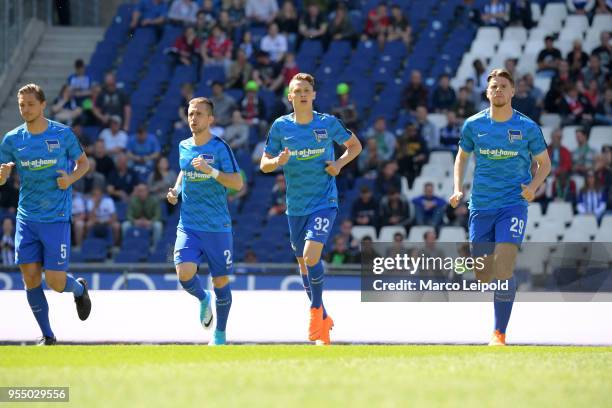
[
  {"xmin": 184, "ymin": 170, "xmax": 212, "ymax": 182},
  {"xmin": 289, "ymin": 147, "xmax": 326, "ymax": 161},
  {"xmin": 20, "ymin": 158, "xmax": 58, "ymax": 171},
  {"xmin": 478, "ymin": 148, "xmax": 519, "ymax": 160}
]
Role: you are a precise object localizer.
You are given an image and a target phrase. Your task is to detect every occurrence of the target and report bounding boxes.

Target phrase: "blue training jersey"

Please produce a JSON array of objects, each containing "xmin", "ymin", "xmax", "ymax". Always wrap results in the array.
[
  {"xmin": 265, "ymin": 111, "xmax": 352, "ymax": 216},
  {"xmin": 459, "ymin": 108, "xmax": 547, "ymax": 211},
  {"xmin": 0, "ymin": 120, "xmax": 83, "ymax": 223},
  {"xmin": 178, "ymin": 135, "xmax": 240, "ymax": 232}
]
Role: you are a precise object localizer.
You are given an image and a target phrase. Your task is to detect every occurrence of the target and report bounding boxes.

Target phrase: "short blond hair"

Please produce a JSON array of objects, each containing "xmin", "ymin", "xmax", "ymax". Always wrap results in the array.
[
  {"xmin": 18, "ymin": 83, "xmax": 46, "ymax": 102},
  {"xmin": 189, "ymin": 97, "xmax": 214, "ymax": 115}
]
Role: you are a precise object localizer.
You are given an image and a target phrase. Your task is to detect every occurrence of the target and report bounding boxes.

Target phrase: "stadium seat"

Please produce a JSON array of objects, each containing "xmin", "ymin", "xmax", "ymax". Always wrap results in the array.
[
  {"xmin": 378, "ymin": 226, "xmax": 407, "ymax": 242},
  {"xmin": 561, "ymin": 229, "xmax": 592, "ymax": 243},
  {"xmin": 530, "ymin": 3, "xmax": 542, "ymax": 20},
  {"xmin": 496, "ymin": 41, "xmax": 523, "ymax": 58},
  {"xmin": 438, "ymin": 226, "xmax": 467, "ymax": 242},
  {"xmin": 534, "ymin": 76, "xmax": 552, "ymax": 94},
  {"xmin": 406, "ymin": 226, "xmax": 434, "ymax": 243},
  {"xmin": 561, "ymin": 126, "xmax": 580, "ymax": 151},
  {"xmin": 543, "ymin": 3, "xmax": 568, "ymax": 22},
  {"xmin": 540, "ymin": 113, "xmax": 562, "ymax": 129},
  {"xmin": 351, "ymin": 226, "xmax": 377, "ymax": 242},
  {"xmin": 538, "ymin": 18, "xmax": 563, "ymax": 34},
  {"xmin": 564, "ymin": 15, "xmax": 589, "ymax": 34},
  {"xmin": 428, "ymin": 151, "xmax": 454, "ymax": 168},
  {"xmin": 474, "ymin": 26, "xmax": 501, "ymax": 43},
  {"xmin": 591, "ymin": 14, "xmax": 612, "ymax": 36},
  {"xmin": 502, "ymin": 27, "xmax": 527, "ymax": 44},
  {"xmin": 527, "ymin": 225, "xmax": 560, "ymax": 243},
  {"xmin": 528, "ymin": 203, "xmax": 543, "ymax": 225},
  {"xmin": 427, "ymin": 113, "xmax": 447, "ymax": 131},
  {"xmin": 589, "ymin": 127, "xmax": 611, "ymax": 153},
  {"xmin": 570, "ymin": 214, "xmax": 599, "ymax": 235},
  {"xmin": 546, "ymin": 202, "xmax": 574, "ymax": 225},
  {"xmin": 594, "ymin": 220, "xmax": 612, "ymax": 242}
]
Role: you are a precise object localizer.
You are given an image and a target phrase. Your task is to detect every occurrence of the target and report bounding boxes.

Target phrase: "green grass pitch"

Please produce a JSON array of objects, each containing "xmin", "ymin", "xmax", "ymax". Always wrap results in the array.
[{"xmin": 1, "ymin": 345, "xmax": 611, "ymax": 407}]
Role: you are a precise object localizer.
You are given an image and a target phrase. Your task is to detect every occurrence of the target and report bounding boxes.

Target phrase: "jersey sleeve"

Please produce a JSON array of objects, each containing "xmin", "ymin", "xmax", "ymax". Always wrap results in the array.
[
  {"xmin": 0, "ymin": 135, "xmax": 14, "ymax": 163},
  {"xmin": 264, "ymin": 120, "xmax": 282, "ymax": 156},
  {"xmin": 66, "ymin": 128, "xmax": 84, "ymax": 160},
  {"xmin": 459, "ymin": 121, "xmax": 475, "ymax": 153},
  {"xmin": 330, "ymin": 117, "xmax": 352, "ymax": 144},
  {"xmin": 527, "ymin": 124, "xmax": 547, "ymax": 156},
  {"xmin": 218, "ymin": 142, "xmax": 240, "ymax": 174}
]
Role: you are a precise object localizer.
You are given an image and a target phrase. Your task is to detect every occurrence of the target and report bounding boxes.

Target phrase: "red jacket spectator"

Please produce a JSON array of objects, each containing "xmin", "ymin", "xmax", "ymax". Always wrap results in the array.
[
  {"xmin": 205, "ymin": 27, "xmax": 233, "ymax": 60},
  {"xmin": 365, "ymin": 4, "xmax": 390, "ymax": 38}
]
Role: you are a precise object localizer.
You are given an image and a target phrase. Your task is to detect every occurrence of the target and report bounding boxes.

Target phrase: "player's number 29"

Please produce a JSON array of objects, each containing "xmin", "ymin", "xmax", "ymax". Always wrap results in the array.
[
  {"xmin": 314, "ymin": 217, "xmax": 329, "ymax": 233},
  {"xmin": 510, "ymin": 217, "xmax": 525, "ymax": 235}
]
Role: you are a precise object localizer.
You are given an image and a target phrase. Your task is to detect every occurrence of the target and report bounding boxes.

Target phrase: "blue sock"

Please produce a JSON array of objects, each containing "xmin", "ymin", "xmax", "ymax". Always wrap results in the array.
[
  {"xmin": 214, "ymin": 284, "xmax": 232, "ymax": 332},
  {"xmin": 302, "ymin": 272, "xmax": 327, "ymax": 318},
  {"xmin": 179, "ymin": 275, "xmax": 207, "ymax": 301},
  {"xmin": 62, "ymin": 275, "xmax": 84, "ymax": 297},
  {"xmin": 494, "ymin": 277, "xmax": 516, "ymax": 334},
  {"xmin": 307, "ymin": 261, "xmax": 325, "ymax": 310},
  {"xmin": 26, "ymin": 285, "xmax": 54, "ymax": 338}
]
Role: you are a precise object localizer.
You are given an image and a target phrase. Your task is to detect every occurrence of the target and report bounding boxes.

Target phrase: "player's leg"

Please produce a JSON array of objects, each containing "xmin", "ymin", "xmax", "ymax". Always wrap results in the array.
[
  {"xmin": 174, "ymin": 227, "xmax": 212, "ymax": 328},
  {"xmin": 287, "ymin": 215, "xmax": 315, "ymax": 304},
  {"xmin": 204, "ymin": 232, "xmax": 234, "ymax": 346},
  {"xmin": 41, "ymin": 221, "xmax": 90, "ymax": 321},
  {"xmin": 468, "ymin": 209, "xmax": 496, "ymax": 283}
]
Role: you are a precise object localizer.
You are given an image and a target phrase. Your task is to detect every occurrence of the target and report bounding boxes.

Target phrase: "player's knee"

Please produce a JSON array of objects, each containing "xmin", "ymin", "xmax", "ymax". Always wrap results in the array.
[
  {"xmin": 21, "ymin": 272, "xmax": 42, "ymax": 289},
  {"xmin": 212, "ymin": 276, "xmax": 229, "ymax": 288},
  {"xmin": 45, "ymin": 273, "xmax": 65, "ymax": 292},
  {"xmin": 303, "ymin": 254, "xmax": 320, "ymax": 267}
]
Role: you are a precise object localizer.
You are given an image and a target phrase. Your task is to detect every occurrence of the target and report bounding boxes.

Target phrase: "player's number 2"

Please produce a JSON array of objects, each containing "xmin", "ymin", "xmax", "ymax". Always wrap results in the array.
[
  {"xmin": 224, "ymin": 249, "xmax": 232, "ymax": 266},
  {"xmin": 60, "ymin": 244, "xmax": 67, "ymax": 260},
  {"xmin": 510, "ymin": 217, "xmax": 525, "ymax": 235},
  {"xmin": 314, "ymin": 217, "xmax": 329, "ymax": 233}
]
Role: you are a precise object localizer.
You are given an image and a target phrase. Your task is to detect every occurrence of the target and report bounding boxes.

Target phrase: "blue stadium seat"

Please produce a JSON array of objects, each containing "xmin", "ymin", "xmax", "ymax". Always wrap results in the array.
[{"xmin": 81, "ymin": 238, "xmax": 109, "ymax": 262}]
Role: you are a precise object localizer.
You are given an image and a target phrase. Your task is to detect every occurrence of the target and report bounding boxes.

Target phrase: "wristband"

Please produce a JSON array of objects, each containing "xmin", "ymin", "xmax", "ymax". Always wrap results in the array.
[{"xmin": 210, "ymin": 168, "xmax": 220, "ymax": 179}]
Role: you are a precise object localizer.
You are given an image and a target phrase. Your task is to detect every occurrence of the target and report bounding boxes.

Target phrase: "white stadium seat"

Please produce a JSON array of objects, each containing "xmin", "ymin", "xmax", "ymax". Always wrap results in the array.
[
  {"xmin": 527, "ymin": 225, "xmax": 560, "ymax": 242},
  {"xmin": 528, "ymin": 27, "xmax": 549, "ymax": 42},
  {"xmin": 497, "ymin": 41, "xmax": 523, "ymax": 58},
  {"xmin": 530, "ymin": 3, "xmax": 542, "ymax": 20},
  {"xmin": 558, "ymin": 29, "xmax": 584, "ymax": 44},
  {"xmin": 475, "ymin": 26, "xmax": 501, "ymax": 43},
  {"xmin": 540, "ymin": 113, "xmax": 561, "ymax": 128},
  {"xmin": 503, "ymin": 26, "xmax": 528, "ymax": 43},
  {"xmin": 594, "ymin": 226, "xmax": 612, "ymax": 242},
  {"xmin": 379, "ymin": 226, "xmax": 407, "ymax": 242},
  {"xmin": 589, "ymin": 127, "xmax": 611, "ymax": 153},
  {"xmin": 571, "ymin": 174, "xmax": 585, "ymax": 192},
  {"xmin": 546, "ymin": 202, "xmax": 574, "ymax": 225},
  {"xmin": 541, "ymin": 126, "xmax": 554, "ymax": 145},
  {"xmin": 470, "ymin": 40, "xmax": 497, "ymax": 59},
  {"xmin": 406, "ymin": 226, "xmax": 434, "ymax": 243},
  {"xmin": 561, "ymin": 228, "xmax": 592, "ymax": 243},
  {"xmin": 420, "ymin": 163, "xmax": 449, "ymax": 180},
  {"xmin": 427, "ymin": 113, "xmax": 447, "ymax": 130},
  {"xmin": 538, "ymin": 18, "xmax": 563, "ymax": 34},
  {"xmin": 591, "ymin": 14, "xmax": 612, "ymax": 36},
  {"xmin": 438, "ymin": 226, "xmax": 467, "ymax": 242},
  {"xmin": 564, "ymin": 15, "xmax": 589, "ymax": 34},
  {"xmin": 554, "ymin": 39, "xmax": 574, "ymax": 57},
  {"xmin": 534, "ymin": 76, "xmax": 552, "ymax": 93},
  {"xmin": 351, "ymin": 226, "xmax": 377, "ymax": 242},
  {"xmin": 562, "ymin": 126, "xmax": 580, "ymax": 151},
  {"xmin": 428, "ymin": 151, "xmax": 454, "ymax": 168},
  {"xmin": 600, "ymin": 215, "xmax": 612, "ymax": 232},
  {"xmin": 570, "ymin": 214, "xmax": 599, "ymax": 238},
  {"xmin": 528, "ymin": 203, "xmax": 543, "ymax": 222},
  {"xmin": 543, "ymin": 2, "xmax": 568, "ymax": 21}
]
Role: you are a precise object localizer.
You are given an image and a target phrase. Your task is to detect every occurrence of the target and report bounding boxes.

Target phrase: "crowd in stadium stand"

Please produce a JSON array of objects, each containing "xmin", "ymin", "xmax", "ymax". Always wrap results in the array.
[{"xmin": 0, "ymin": 0, "xmax": 610, "ymax": 265}]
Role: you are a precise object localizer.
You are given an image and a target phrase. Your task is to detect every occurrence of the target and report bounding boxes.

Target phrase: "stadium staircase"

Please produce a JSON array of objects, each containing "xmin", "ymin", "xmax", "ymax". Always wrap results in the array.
[{"xmin": 0, "ymin": 26, "xmax": 104, "ymax": 133}]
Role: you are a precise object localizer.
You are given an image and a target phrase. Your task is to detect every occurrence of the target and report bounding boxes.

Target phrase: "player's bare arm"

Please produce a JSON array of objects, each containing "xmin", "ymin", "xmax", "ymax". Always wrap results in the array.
[
  {"xmin": 191, "ymin": 156, "xmax": 243, "ymax": 191},
  {"xmin": 325, "ymin": 133, "xmax": 362, "ymax": 177},
  {"xmin": 167, "ymin": 170, "xmax": 183, "ymax": 205},
  {"xmin": 56, "ymin": 152, "xmax": 89, "ymax": 190},
  {"xmin": 521, "ymin": 150, "xmax": 551, "ymax": 202},
  {"xmin": 260, "ymin": 147, "xmax": 290, "ymax": 173},
  {"xmin": 0, "ymin": 161, "xmax": 15, "ymax": 185},
  {"xmin": 449, "ymin": 147, "xmax": 471, "ymax": 208}
]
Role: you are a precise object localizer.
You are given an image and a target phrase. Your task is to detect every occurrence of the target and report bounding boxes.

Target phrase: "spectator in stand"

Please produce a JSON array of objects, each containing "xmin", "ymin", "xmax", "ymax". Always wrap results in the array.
[
  {"xmin": 385, "ymin": 232, "xmax": 409, "ymax": 259},
  {"xmin": 167, "ymin": 0, "xmax": 198, "ymax": 26},
  {"xmin": 508, "ymin": 0, "xmax": 533, "ymax": 28},
  {"xmin": 412, "ymin": 182, "xmax": 446, "ymax": 228},
  {"xmin": 537, "ymin": 36, "xmax": 562, "ymax": 76},
  {"xmin": 99, "ymin": 115, "xmax": 128, "ymax": 157},
  {"xmin": 439, "ymin": 111, "xmax": 461, "ymax": 153},
  {"xmin": 513, "ymin": 78, "xmax": 539, "ymax": 121},
  {"xmin": 331, "ymin": 82, "xmax": 360, "ymax": 131},
  {"xmin": 351, "ymin": 185, "xmax": 378, "ymax": 227},
  {"xmin": 107, "ymin": 152, "xmax": 139, "ymax": 202},
  {"xmin": 387, "ymin": 4, "xmax": 411, "ymax": 46},
  {"xmin": 431, "ymin": 74, "xmax": 457, "ymax": 113},
  {"xmin": 577, "ymin": 170, "xmax": 606, "ymax": 222},
  {"xmin": 277, "ymin": 52, "xmax": 300, "ymax": 90},
  {"xmin": 72, "ymin": 192, "xmax": 87, "ymax": 247},
  {"xmin": 93, "ymin": 72, "xmax": 131, "ymax": 131},
  {"xmin": 548, "ymin": 128, "xmax": 573, "ymax": 175},
  {"xmin": 238, "ymin": 30, "xmax": 255, "ymax": 59},
  {"xmin": 402, "ymin": 70, "xmax": 428, "ymax": 113},
  {"xmin": 364, "ymin": 2, "xmax": 390, "ymax": 39},
  {"xmin": 202, "ymin": 25, "xmax": 233, "ymax": 74},
  {"xmin": 122, "ymin": 183, "xmax": 163, "ymax": 247},
  {"xmin": 227, "ymin": 49, "xmax": 253, "ymax": 90},
  {"xmin": 268, "ymin": 174, "xmax": 287, "ymax": 216},
  {"xmin": 594, "ymin": 0, "xmax": 611, "ymax": 14},
  {"xmin": 209, "ymin": 81, "xmax": 236, "ymax": 127},
  {"xmin": 298, "ymin": 4, "xmax": 327, "ymax": 41},
  {"xmin": 566, "ymin": 0, "xmax": 596, "ymax": 14},
  {"xmin": 452, "ymin": 86, "xmax": 477, "ymax": 119},
  {"xmin": 415, "ymin": 105, "xmax": 438, "ymax": 150},
  {"xmin": 364, "ymin": 116, "xmax": 396, "ymax": 161},
  {"xmin": 1, "ymin": 218, "xmax": 14, "ymax": 265},
  {"xmin": 567, "ymin": 40, "xmax": 590, "ymax": 77},
  {"xmin": 396, "ymin": 123, "xmax": 428, "ymax": 188},
  {"xmin": 86, "ymin": 186, "xmax": 121, "ymax": 246},
  {"xmin": 358, "ymin": 138, "xmax": 382, "ymax": 178},
  {"xmin": 252, "ymin": 50, "xmax": 282, "ymax": 91},
  {"xmin": 573, "ymin": 128, "xmax": 596, "ymax": 174},
  {"xmin": 240, "ymin": 81, "xmax": 267, "ymax": 127},
  {"xmin": 446, "ymin": 183, "xmax": 470, "ymax": 228},
  {"xmin": 582, "ymin": 54, "xmax": 608, "ymax": 89},
  {"xmin": 72, "ymin": 157, "xmax": 106, "ymax": 196},
  {"xmin": 595, "ymin": 87, "xmax": 612, "ymax": 125},
  {"xmin": 482, "ymin": 0, "xmax": 508, "ymax": 28},
  {"xmin": 172, "ymin": 26, "xmax": 201, "ymax": 66},
  {"xmin": 559, "ymin": 84, "xmax": 595, "ymax": 126},
  {"xmin": 126, "ymin": 126, "xmax": 161, "ymax": 182},
  {"xmin": 335, "ymin": 218, "xmax": 357, "ymax": 251},
  {"xmin": 227, "ymin": 0, "xmax": 247, "ymax": 33},
  {"xmin": 260, "ymin": 22, "xmax": 288, "ymax": 64},
  {"xmin": 551, "ymin": 170, "xmax": 577, "ymax": 204},
  {"xmin": 375, "ymin": 161, "xmax": 402, "ymax": 197},
  {"xmin": 379, "ymin": 186, "xmax": 410, "ymax": 228},
  {"xmin": 223, "ymin": 110, "xmax": 249, "ymax": 152},
  {"xmin": 67, "ymin": 59, "xmax": 92, "ymax": 104},
  {"xmin": 594, "ymin": 153, "xmax": 611, "ymax": 192},
  {"xmin": 324, "ymin": 235, "xmax": 354, "ymax": 265},
  {"xmin": 51, "ymin": 85, "xmax": 82, "ymax": 126},
  {"xmin": 245, "ymin": 0, "xmax": 278, "ymax": 25},
  {"xmin": 276, "ymin": 1, "xmax": 299, "ymax": 51},
  {"xmin": 92, "ymin": 139, "xmax": 116, "ymax": 179},
  {"xmin": 194, "ymin": 10, "xmax": 212, "ymax": 40},
  {"xmin": 177, "ymin": 82, "xmax": 194, "ymax": 128},
  {"xmin": 0, "ymin": 174, "xmax": 18, "ymax": 214},
  {"xmin": 72, "ymin": 120, "xmax": 94, "ymax": 155},
  {"xmin": 524, "ymin": 73, "xmax": 545, "ymax": 107},
  {"xmin": 592, "ymin": 32, "xmax": 611, "ymax": 70},
  {"xmin": 582, "ymin": 78, "xmax": 601, "ymax": 110},
  {"xmin": 147, "ymin": 157, "xmax": 177, "ymax": 213},
  {"xmin": 130, "ymin": 0, "xmax": 167, "ymax": 30},
  {"xmin": 200, "ymin": 0, "xmax": 218, "ymax": 33},
  {"xmin": 327, "ymin": 2, "xmax": 355, "ymax": 45}
]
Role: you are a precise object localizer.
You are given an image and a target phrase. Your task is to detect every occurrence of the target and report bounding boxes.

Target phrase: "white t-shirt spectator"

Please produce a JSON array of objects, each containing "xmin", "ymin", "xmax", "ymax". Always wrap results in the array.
[
  {"xmin": 168, "ymin": 0, "xmax": 198, "ymax": 24},
  {"xmin": 87, "ymin": 196, "xmax": 117, "ymax": 223},
  {"xmin": 260, "ymin": 33, "xmax": 288, "ymax": 63},
  {"xmin": 100, "ymin": 128, "xmax": 128, "ymax": 153},
  {"xmin": 245, "ymin": 0, "xmax": 278, "ymax": 23}
]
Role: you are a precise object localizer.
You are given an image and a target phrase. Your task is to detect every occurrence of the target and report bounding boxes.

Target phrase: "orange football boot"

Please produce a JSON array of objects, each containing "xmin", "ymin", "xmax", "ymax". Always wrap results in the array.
[
  {"xmin": 317, "ymin": 315, "xmax": 334, "ymax": 345},
  {"xmin": 488, "ymin": 330, "xmax": 506, "ymax": 346},
  {"xmin": 308, "ymin": 306, "xmax": 324, "ymax": 341}
]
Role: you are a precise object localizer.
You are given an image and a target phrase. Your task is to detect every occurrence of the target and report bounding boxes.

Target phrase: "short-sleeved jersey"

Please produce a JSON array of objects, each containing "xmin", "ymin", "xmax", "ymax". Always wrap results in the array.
[
  {"xmin": 178, "ymin": 136, "xmax": 240, "ymax": 232},
  {"xmin": 0, "ymin": 120, "xmax": 84, "ymax": 223},
  {"xmin": 459, "ymin": 109, "xmax": 547, "ymax": 210},
  {"xmin": 264, "ymin": 112, "xmax": 352, "ymax": 216}
]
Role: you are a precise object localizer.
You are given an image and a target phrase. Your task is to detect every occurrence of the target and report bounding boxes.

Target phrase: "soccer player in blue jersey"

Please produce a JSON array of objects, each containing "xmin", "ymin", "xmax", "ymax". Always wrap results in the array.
[
  {"xmin": 449, "ymin": 69, "xmax": 551, "ymax": 346},
  {"xmin": 0, "ymin": 84, "xmax": 92, "ymax": 345},
  {"xmin": 260, "ymin": 73, "xmax": 362, "ymax": 345},
  {"xmin": 167, "ymin": 97, "xmax": 243, "ymax": 346}
]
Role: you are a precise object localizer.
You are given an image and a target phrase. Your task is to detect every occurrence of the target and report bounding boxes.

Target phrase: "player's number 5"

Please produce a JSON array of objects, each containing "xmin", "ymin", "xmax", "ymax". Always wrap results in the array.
[{"xmin": 60, "ymin": 244, "xmax": 67, "ymax": 260}]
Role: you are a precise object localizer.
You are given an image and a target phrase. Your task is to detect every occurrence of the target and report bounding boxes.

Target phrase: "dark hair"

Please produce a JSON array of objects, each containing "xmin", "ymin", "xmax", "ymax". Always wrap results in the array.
[
  {"xmin": 75, "ymin": 59, "xmax": 85, "ymax": 68},
  {"xmin": 487, "ymin": 68, "xmax": 515, "ymax": 87},
  {"xmin": 18, "ymin": 83, "xmax": 46, "ymax": 102}
]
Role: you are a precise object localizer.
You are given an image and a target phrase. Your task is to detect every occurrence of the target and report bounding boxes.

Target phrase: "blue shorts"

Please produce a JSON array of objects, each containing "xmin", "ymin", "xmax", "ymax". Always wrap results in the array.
[
  {"xmin": 15, "ymin": 219, "xmax": 71, "ymax": 271},
  {"xmin": 174, "ymin": 227, "xmax": 234, "ymax": 277},
  {"xmin": 469, "ymin": 204, "xmax": 527, "ymax": 257},
  {"xmin": 287, "ymin": 207, "xmax": 338, "ymax": 258}
]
